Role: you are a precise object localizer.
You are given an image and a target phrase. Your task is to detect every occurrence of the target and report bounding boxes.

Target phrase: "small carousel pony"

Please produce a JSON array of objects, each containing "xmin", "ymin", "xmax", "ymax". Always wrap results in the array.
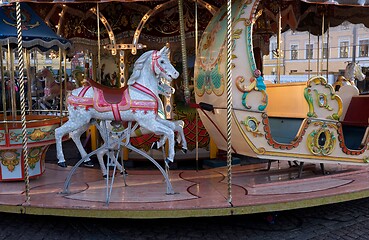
[{"xmin": 55, "ymin": 46, "xmax": 180, "ymax": 168}]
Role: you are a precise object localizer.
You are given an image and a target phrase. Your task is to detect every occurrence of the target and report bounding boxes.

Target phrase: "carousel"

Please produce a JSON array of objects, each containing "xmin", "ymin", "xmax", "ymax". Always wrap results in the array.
[{"xmin": 1, "ymin": 0, "xmax": 369, "ymax": 219}]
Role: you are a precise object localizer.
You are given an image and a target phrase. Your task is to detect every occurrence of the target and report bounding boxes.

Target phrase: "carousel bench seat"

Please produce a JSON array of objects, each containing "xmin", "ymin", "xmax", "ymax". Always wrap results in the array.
[{"xmin": 340, "ymin": 95, "xmax": 369, "ymax": 150}]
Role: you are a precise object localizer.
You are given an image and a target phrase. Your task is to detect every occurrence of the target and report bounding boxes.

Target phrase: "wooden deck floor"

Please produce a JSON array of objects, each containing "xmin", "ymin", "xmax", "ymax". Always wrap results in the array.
[{"xmin": 1, "ymin": 161, "xmax": 369, "ymax": 218}]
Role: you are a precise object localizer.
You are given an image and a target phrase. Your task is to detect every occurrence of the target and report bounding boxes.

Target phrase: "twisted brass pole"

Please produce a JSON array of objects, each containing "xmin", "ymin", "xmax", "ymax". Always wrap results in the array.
[
  {"xmin": 16, "ymin": 2, "xmax": 30, "ymax": 203},
  {"xmin": 178, "ymin": 0, "xmax": 190, "ymax": 103},
  {"xmin": 226, "ymin": 0, "xmax": 233, "ymax": 205}
]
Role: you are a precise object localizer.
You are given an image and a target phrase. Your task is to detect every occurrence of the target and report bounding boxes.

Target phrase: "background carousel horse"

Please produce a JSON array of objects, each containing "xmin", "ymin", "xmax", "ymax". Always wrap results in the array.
[
  {"xmin": 36, "ymin": 68, "xmax": 76, "ymax": 109},
  {"xmin": 333, "ymin": 62, "xmax": 365, "ymax": 92},
  {"xmin": 344, "ymin": 61, "xmax": 365, "ymax": 82},
  {"xmin": 69, "ymin": 78, "xmax": 188, "ymax": 177},
  {"xmin": 55, "ymin": 46, "xmax": 180, "ymax": 168}
]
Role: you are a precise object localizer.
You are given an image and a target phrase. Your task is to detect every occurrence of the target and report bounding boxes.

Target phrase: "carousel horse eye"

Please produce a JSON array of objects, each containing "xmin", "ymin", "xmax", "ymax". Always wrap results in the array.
[{"xmin": 160, "ymin": 60, "xmax": 165, "ymax": 64}]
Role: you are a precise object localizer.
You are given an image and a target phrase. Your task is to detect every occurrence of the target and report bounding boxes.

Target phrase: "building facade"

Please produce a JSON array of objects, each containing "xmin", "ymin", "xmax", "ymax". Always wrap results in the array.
[{"xmin": 263, "ymin": 22, "xmax": 369, "ymax": 85}]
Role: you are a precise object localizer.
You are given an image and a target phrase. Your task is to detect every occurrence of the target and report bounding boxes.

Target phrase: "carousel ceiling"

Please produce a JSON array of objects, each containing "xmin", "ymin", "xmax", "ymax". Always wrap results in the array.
[{"xmin": 0, "ymin": 0, "xmax": 368, "ymax": 49}]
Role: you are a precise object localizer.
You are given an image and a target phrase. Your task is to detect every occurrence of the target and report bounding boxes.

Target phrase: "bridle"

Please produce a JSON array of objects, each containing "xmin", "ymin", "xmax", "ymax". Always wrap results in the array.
[{"xmin": 151, "ymin": 50, "xmax": 167, "ymax": 76}]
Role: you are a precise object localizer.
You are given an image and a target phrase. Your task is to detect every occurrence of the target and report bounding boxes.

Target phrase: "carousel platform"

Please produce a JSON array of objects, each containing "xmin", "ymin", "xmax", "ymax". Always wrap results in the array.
[{"xmin": 1, "ymin": 159, "xmax": 369, "ymax": 219}]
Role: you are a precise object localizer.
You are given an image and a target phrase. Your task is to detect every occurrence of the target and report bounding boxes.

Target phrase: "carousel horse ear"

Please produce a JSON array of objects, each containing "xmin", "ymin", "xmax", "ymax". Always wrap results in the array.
[{"xmin": 160, "ymin": 46, "xmax": 169, "ymax": 56}]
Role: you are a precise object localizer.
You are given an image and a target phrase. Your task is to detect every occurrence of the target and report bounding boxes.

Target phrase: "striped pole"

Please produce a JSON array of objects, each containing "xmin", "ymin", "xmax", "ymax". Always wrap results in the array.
[
  {"xmin": 226, "ymin": 0, "xmax": 233, "ymax": 204},
  {"xmin": 16, "ymin": 2, "xmax": 30, "ymax": 203}
]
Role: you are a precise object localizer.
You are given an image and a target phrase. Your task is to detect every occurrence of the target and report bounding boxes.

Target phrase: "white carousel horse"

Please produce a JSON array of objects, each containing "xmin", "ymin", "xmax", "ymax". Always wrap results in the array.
[
  {"xmin": 55, "ymin": 46, "xmax": 180, "ymax": 168},
  {"xmin": 344, "ymin": 61, "xmax": 365, "ymax": 83},
  {"xmin": 69, "ymin": 78, "xmax": 187, "ymax": 177}
]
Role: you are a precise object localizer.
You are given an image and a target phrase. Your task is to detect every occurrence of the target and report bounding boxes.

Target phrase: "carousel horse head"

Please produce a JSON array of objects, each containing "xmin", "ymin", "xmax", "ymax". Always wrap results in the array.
[
  {"xmin": 344, "ymin": 62, "xmax": 365, "ymax": 82},
  {"xmin": 127, "ymin": 46, "xmax": 179, "ymax": 87},
  {"xmin": 158, "ymin": 79, "xmax": 175, "ymax": 97}
]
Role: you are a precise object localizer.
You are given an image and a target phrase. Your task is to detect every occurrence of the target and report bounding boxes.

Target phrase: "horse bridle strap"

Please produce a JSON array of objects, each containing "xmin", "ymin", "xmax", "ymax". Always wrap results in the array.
[{"xmin": 152, "ymin": 50, "xmax": 167, "ymax": 75}]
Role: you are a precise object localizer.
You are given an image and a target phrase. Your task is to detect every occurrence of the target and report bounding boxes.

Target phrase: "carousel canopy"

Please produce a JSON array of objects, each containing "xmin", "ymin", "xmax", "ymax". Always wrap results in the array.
[
  {"xmin": 0, "ymin": 2, "xmax": 71, "ymax": 52},
  {"xmin": 0, "ymin": 0, "xmax": 368, "ymax": 49}
]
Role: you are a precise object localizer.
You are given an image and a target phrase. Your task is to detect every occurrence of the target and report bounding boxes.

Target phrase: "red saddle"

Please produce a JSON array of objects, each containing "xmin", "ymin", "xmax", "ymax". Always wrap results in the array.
[{"xmin": 87, "ymin": 78, "xmax": 128, "ymax": 104}]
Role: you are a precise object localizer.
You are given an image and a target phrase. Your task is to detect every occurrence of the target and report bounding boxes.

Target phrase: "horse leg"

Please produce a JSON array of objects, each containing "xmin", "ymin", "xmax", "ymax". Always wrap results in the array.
[
  {"xmin": 156, "ymin": 118, "xmax": 188, "ymax": 153},
  {"xmin": 69, "ymin": 123, "xmax": 94, "ymax": 166},
  {"xmin": 96, "ymin": 148, "xmax": 108, "ymax": 178},
  {"xmin": 55, "ymin": 109, "xmax": 91, "ymax": 167},
  {"xmin": 138, "ymin": 120, "xmax": 175, "ymax": 165},
  {"xmin": 174, "ymin": 120, "xmax": 187, "ymax": 153}
]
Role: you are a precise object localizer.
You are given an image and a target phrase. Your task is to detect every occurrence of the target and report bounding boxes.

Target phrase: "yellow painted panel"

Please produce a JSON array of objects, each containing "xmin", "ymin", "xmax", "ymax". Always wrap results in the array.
[{"xmin": 265, "ymin": 82, "xmax": 308, "ymax": 118}]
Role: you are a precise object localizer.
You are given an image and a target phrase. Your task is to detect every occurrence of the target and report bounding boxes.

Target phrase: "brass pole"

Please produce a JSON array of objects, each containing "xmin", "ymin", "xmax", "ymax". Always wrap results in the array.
[{"xmin": 16, "ymin": 1, "xmax": 31, "ymax": 204}]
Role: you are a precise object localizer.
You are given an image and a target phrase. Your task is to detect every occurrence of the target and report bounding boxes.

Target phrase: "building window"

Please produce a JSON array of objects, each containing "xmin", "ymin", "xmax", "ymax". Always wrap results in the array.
[
  {"xmin": 305, "ymin": 44, "xmax": 313, "ymax": 59},
  {"xmin": 340, "ymin": 41, "xmax": 349, "ymax": 58},
  {"xmin": 359, "ymin": 40, "xmax": 369, "ymax": 57},
  {"xmin": 290, "ymin": 44, "xmax": 298, "ymax": 60},
  {"xmin": 322, "ymin": 43, "xmax": 328, "ymax": 59}
]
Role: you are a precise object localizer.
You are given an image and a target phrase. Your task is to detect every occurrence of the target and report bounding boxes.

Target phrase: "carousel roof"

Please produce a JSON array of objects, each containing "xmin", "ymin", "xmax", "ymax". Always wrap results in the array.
[
  {"xmin": 0, "ymin": 0, "xmax": 368, "ymax": 49},
  {"xmin": 0, "ymin": 2, "xmax": 71, "ymax": 52}
]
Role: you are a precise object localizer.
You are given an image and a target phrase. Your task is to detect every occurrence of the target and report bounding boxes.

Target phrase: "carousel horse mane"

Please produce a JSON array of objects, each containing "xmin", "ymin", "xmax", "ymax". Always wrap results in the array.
[{"xmin": 127, "ymin": 50, "xmax": 154, "ymax": 85}]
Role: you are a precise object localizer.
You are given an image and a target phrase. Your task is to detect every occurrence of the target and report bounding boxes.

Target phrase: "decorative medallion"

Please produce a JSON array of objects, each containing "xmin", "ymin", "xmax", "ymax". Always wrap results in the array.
[
  {"xmin": 307, "ymin": 123, "xmax": 336, "ymax": 155},
  {"xmin": 241, "ymin": 116, "xmax": 263, "ymax": 137},
  {"xmin": 0, "ymin": 150, "xmax": 20, "ymax": 172},
  {"xmin": 28, "ymin": 147, "xmax": 42, "ymax": 169},
  {"xmin": 28, "ymin": 128, "xmax": 53, "ymax": 141}
]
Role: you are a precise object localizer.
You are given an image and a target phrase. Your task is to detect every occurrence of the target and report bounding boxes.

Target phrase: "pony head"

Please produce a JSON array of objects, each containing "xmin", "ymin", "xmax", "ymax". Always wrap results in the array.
[
  {"xmin": 345, "ymin": 62, "xmax": 366, "ymax": 81},
  {"xmin": 158, "ymin": 79, "xmax": 175, "ymax": 97}
]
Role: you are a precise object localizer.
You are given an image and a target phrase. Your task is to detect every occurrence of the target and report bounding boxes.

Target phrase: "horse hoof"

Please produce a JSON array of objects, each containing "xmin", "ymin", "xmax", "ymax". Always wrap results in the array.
[
  {"xmin": 57, "ymin": 162, "xmax": 67, "ymax": 168},
  {"xmin": 120, "ymin": 170, "xmax": 128, "ymax": 176},
  {"xmin": 181, "ymin": 148, "xmax": 187, "ymax": 154},
  {"xmin": 165, "ymin": 158, "xmax": 172, "ymax": 169},
  {"xmin": 151, "ymin": 142, "xmax": 158, "ymax": 150},
  {"xmin": 103, "ymin": 174, "xmax": 107, "ymax": 179},
  {"xmin": 83, "ymin": 160, "xmax": 94, "ymax": 168}
]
